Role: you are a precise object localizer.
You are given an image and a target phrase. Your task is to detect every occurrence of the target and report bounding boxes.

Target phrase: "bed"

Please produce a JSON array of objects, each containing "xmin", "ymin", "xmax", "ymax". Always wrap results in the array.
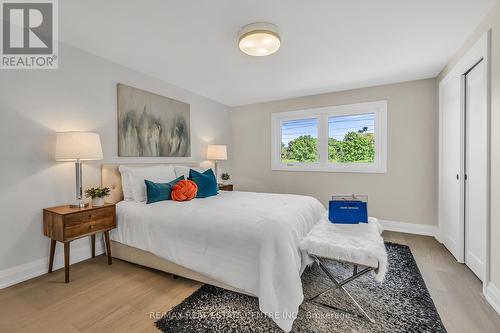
[{"xmin": 102, "ymin": 164, "xmax": 325, "ymax": 332}]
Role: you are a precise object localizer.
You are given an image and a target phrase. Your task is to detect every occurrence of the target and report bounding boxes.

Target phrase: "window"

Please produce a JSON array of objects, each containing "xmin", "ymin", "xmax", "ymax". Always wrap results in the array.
[
  {"xmin": 272, "ymin": 101, "xmax": 387, "ymax": 173},
  {"xmin": 281, "ymin": 118, "xmax": 319, "ymax": 163},
  {"xmin": 328, "ymin": 113, "xmax": 375, "ymax": 164}
]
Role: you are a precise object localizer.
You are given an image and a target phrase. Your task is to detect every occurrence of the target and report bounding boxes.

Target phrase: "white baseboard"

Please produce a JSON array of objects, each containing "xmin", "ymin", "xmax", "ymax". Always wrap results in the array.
[
  {"xmin": 485, "ymin": 282, "xmax": 500, "ymax": 316},
  {"xmin": 379, "ymin": 219, "xmax": 438, "ymax": 237},
  {"xmin": 0, "ymin": 241, "xmax": 105, "ymax": 289}
]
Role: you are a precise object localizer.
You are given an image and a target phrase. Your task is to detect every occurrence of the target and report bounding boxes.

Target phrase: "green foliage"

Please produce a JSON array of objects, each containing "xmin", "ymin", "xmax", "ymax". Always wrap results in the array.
[
  {"xmin": 328, "ymin": 138, "xmax": 341, "ymax": 162},
  {"xmin": 281, "ymin": 142, "xmax": 287, "ymax": 160},
  {"xmin": 329, "ymin": 131, "xmax": 374, "ymax": 163},
  {"xmin": 282, "ymin": 135, "xmax": 318, "ymax": 162},
  {"xmin": 282, "ymin": 129, "xmax": 374, "ymax": 163},
  {"xmin": 85, "ymin": 187, "xmax": 110, "ymax": 199},
  {"xmin": 221, "ymin": 172, "xmax": 230, "ymax": 181}
]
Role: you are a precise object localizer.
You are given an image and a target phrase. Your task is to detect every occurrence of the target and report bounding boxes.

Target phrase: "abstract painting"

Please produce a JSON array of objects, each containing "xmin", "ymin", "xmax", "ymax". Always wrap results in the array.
[{"xmin": 117, "ymin": 84, "xmax": 190, "ymax": 157}]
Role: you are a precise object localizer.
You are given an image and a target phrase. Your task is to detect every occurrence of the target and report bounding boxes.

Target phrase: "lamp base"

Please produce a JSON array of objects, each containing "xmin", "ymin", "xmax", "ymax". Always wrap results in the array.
[
  {"xmin": 71, "ymin": 160, "xmax": 88, "ymax": 209},
  {"xmin": 70, "ymin": 201, "xmax": 89, "ymax": 209}
]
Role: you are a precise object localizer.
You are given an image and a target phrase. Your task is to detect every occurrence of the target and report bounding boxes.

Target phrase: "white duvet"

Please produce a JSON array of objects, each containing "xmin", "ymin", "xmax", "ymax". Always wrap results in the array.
[{"xmin": 110, "ymin": 191, "xmax": 325, "ymax": 332}]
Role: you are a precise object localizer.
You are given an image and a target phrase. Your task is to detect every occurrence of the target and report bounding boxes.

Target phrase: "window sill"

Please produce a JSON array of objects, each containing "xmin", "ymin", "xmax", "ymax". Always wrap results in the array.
[{"xmin": 271, "ymin": 164, "xmax": 387, "ymax": 174}]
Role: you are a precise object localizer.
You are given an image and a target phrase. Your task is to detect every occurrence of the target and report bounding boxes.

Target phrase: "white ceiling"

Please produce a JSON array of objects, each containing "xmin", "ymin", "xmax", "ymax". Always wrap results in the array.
[{"xmin": 60, "ymin": 0, "xmax": 496, "ymax": 106}]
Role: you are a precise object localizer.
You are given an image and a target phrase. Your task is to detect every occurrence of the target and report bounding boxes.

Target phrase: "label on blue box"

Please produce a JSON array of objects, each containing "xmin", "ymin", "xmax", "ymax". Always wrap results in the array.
[{"xmin": 328, "ymin": 200, "xmax": 368, "ymax": 224}]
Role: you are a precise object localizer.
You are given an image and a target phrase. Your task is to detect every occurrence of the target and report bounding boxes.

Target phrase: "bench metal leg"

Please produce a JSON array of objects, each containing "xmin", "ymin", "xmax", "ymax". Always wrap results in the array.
[{"xmin": 307, "ymin": 255, "xmax": 375, "ymax": 323}]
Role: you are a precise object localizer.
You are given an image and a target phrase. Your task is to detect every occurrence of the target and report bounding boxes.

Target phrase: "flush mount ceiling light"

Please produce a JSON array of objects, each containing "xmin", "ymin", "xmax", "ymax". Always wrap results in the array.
[{"xmin": 238, "ymin": 22, "xmax": 281, "ymax": 57}]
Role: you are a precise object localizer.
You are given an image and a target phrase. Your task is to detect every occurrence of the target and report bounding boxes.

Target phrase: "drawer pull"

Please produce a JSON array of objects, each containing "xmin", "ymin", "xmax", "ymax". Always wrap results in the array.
[{"xmin": 89, "ymin": 225, "xmax": 94, "ymax": 230}]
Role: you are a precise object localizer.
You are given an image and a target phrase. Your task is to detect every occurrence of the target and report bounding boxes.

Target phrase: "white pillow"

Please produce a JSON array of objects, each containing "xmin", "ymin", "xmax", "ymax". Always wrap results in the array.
[
  {"xmin": 119, "ymin": 165, "xmax": 177, "ymax": 202},
  {"xmin": 174, "ymin": 165, "xmax": 205, "ymax": 180},
  {"xmin": 118, "ymin": 166, "xmax": 134, "ymax": 201}
]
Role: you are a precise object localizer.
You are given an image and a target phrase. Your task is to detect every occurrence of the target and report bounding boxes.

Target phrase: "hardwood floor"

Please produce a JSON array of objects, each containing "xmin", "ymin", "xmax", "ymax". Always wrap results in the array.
[{"xmin": 0, "ymin": 232, "xmax": 499, "ymax": 332}]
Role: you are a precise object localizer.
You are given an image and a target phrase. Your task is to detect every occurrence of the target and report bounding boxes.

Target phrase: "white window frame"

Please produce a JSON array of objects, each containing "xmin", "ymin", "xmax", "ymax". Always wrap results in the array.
[{"xmin": 271, "ymin": 100, "xmax": 387, "ymax": 173}]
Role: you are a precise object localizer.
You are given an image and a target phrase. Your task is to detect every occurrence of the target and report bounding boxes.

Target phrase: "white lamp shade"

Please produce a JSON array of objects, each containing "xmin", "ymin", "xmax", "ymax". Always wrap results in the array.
[
  {"xmin": 207, "ymin": 145, "xmax": 227, "ymax": 160},
  {"xmin": 55, "ymin": 132, "xmax": 103, "ymax": 161}
]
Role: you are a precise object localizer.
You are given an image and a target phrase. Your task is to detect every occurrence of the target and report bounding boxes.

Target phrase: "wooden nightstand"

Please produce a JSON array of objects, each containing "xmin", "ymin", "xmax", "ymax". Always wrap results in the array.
[
  {"xmin": 218, "ymin": 184, "xmax": 233, "ymax": 191},
  {"xmin": 42, "ymin": 203, "xmax": 116, "ymax": 283}
]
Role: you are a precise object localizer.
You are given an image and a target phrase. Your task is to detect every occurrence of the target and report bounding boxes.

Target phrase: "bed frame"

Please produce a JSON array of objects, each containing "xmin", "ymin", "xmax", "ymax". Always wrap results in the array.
[{"xmin": 102, "ymin": 163, "xmax": 252, "ymax": 296}]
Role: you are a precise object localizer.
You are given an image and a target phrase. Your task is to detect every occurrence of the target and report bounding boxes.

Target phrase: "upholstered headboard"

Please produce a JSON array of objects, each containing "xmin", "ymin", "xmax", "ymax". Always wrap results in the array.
[{"xmin": 101, "ymin": 163, "xmax": 200, "ymax": 204}]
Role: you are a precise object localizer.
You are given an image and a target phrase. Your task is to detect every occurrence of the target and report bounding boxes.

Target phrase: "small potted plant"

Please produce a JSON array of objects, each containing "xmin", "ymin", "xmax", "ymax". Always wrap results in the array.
[
  {"xmin": 221, "ymin": 172, "xmax": 231, "ymax": 184},
  {"xmin": 85, "ymin": 187, "xmax": 111, "ymax": 207}
]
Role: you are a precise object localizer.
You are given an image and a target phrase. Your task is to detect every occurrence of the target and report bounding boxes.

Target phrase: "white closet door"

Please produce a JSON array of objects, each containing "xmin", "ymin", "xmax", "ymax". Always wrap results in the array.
[
  {"xmin": 439, "ymin": 78, "xmax": 463, "ymax": 261},
  {"xmin": 465, "ymin": 61, "xmax": 487, "ymax": 281}
]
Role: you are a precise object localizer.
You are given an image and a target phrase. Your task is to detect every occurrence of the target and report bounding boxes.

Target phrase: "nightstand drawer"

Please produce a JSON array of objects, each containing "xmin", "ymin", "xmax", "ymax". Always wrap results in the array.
[
  {"xmin": 65, "ymin": 206, "xmax": 115, "ymax": 227},
  {"xmin": 64, "ymin": 217, "xmax": 115, "ymax": 239},
  {"xmin": 218, "ymin": 184, "xmax": 233, "ymax": 191}
]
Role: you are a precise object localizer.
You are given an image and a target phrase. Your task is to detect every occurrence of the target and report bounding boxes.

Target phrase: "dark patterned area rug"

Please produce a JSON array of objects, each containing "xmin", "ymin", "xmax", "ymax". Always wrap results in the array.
[{"xmin": 156, "ymin": 243, "xmax": 446, "ymax": 333}]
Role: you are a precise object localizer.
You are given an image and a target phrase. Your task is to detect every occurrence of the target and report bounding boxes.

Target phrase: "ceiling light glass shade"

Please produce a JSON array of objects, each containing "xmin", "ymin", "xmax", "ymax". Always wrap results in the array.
[{"xmin": 238, "ymin": 23, "xmax": 281, "ymax": 57}]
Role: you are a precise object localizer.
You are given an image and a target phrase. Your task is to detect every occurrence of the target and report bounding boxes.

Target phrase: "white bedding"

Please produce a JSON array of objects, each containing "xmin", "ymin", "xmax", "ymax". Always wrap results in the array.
[{"xmin": 110, "ymin": 191, "xmax": 325, "ymax": 332}]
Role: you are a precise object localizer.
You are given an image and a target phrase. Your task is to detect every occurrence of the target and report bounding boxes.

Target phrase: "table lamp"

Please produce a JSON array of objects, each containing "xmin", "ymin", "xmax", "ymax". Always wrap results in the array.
[
  {"xmin": 55, "ymin": 132, "xmax": 103, "ymax": 208},
  {"xmin": 207, "ymin": 145, "xmax": 227, "ymax": 183}
]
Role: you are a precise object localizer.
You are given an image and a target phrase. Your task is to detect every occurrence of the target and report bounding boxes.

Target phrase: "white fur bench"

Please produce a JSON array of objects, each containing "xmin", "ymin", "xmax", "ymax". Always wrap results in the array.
[{"xmin": 300, "ymin": 215, "xmax": 388, "ymax": 322}]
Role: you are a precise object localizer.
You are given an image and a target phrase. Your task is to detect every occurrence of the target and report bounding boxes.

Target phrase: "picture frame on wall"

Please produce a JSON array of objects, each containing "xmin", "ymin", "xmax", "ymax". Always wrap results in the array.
[{"xmin": 117, "ymin": 83, "xmax": 191, "ymax": 157}]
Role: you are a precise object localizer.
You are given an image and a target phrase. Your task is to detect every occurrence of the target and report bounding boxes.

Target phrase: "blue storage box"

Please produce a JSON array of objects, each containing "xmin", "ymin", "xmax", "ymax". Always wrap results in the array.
[{"xmin": 328, "ymin": 195, "xmax": 368, "ymax": 224}]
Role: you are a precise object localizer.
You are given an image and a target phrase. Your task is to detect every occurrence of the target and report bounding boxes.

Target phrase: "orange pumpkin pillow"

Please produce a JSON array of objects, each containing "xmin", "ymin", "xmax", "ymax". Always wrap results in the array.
[{"xmin": 171, "ymin": 180, "xmax": 198, "ymax": 201}]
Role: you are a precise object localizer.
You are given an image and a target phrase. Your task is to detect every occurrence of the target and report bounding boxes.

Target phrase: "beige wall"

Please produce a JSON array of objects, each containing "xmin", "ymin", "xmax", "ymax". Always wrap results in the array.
[
  {"xmin": 231, "ymin": 79, "xmax": 438, "ymax": 226},
  {"xmin": 438, "ymin": 2, "xmax": 500, "ymax": 288}
]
